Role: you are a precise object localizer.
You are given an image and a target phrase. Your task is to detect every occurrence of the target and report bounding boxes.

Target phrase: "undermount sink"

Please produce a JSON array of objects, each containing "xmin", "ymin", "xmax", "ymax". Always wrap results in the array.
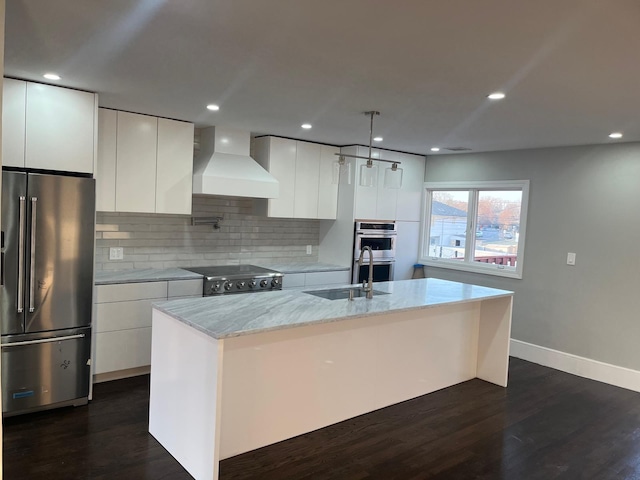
[{"xmin": 304, "ymin": 287, "xmax": 390, "ymax": 300}]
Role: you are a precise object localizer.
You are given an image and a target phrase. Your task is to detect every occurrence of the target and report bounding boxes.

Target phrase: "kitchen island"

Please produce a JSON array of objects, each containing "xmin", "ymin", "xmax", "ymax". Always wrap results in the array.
[{"xmin": 149, "ymin": 278, "xmax": 513, "ymax": 480}]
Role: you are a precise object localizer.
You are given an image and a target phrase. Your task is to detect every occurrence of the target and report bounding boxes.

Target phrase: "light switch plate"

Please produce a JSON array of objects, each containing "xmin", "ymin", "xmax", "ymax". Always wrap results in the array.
[
  {"xmin": 567, "ymin": 252, "xmax": 576, "ymax": 266},
  {"xmin": 306, "ymin": 245, "xmax": 312, "ymax": 255},
  {"xmin": 109, "ymin": 247, "xmax": 124, "ymax": 261}
]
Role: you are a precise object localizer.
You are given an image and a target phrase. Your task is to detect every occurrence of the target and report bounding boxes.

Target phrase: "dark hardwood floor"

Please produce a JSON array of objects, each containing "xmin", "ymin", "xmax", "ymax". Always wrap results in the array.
[{"xmin": 4, "ymin": 358, "xmax": 640, "ymax": 479}]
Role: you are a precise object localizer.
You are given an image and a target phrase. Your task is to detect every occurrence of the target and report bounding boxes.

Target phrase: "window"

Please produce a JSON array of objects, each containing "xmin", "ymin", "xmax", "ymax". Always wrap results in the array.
[{"xmin": 419, "ymin": 180, "xmax": 529, "ymax": 279}]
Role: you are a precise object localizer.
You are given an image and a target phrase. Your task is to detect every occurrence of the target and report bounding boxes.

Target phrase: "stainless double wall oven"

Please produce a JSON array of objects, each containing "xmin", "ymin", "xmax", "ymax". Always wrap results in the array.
[{"xmin": 352, "ymin": 221, "xmax": 396, "ymax": 283}]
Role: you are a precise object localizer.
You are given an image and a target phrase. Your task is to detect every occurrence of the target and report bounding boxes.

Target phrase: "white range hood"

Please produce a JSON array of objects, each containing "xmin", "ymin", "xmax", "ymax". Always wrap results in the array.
[{"xmin": 192, "ymin": 126, "xmax": 279, "ymax": 198}]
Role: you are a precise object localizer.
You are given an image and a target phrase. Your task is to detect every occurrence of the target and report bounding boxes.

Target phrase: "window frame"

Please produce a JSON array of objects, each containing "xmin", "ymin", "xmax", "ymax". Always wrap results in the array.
[{"xmin": 419, "ymin": 180, "xmax": 530, "ymax": 279}]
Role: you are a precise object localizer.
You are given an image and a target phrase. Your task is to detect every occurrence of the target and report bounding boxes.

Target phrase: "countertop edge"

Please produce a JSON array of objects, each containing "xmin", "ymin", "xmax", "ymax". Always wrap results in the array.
[{"xmin": 152, "ymin": 289, "xmax": 514, "ymax": 340}]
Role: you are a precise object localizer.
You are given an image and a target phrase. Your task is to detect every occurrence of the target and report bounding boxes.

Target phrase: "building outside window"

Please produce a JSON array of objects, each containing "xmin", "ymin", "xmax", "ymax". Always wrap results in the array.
[{"xmin": 419, "ymin": 180, "xmax": 530, "ymax": 279}]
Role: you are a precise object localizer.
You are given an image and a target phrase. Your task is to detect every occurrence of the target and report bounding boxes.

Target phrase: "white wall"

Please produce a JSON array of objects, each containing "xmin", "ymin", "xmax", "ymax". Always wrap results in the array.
[{"xmin": 424, "ymin": 142, "xmax": 640, "ymax": 372}]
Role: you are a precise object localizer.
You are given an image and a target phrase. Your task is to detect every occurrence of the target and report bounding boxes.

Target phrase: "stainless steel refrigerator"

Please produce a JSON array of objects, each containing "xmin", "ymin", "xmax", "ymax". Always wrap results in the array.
[{"xmin": 1, "ymin": 171, "xmax": 95, "ymax": 416}]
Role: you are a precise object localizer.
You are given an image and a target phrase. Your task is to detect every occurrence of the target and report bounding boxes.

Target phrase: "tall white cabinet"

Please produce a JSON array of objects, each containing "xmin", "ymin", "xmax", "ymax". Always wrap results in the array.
[
  {"xmin": 116, "ymin": 111, "xmax": 158, "ymax": 213},
  {"xmin": 156, "ymin": 118, "xmax": 194, "ymax": 214},
  {"xmin": 2, "ymin": 78, "xmax": 97, "ymax": 173},
  {"xmin": 253, "ymin": 136, "xmax": 339, "ymax": 220},
  {"xmin": 96, "ymin": 108, "xmax": 194, "ymax": 214},
  {"xmin": 349, "ymin": 147, "xmax": 424, "ymax": 222},
  {"xmin": 318, "ymin": 145, "xmax": 426, "ymax": 277}
]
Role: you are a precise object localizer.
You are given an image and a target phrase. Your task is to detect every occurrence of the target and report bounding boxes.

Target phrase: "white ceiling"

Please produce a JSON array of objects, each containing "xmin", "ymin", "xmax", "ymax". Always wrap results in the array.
[{"xmin": 5, "ymin": 0, "xmax": 640, "ymax": 155}]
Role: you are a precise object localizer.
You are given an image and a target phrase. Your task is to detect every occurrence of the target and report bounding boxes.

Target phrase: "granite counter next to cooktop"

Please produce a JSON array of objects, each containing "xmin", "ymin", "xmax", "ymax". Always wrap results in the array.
[
  {"xmin": 95, "ymin": 268, "xmax": 203, "ymax": 285},
  {"xmin": 94, "ymin": 263, "xmax": 349, "ymax": 285},
  {"xmin": 254, "ymin": 262, "xmax": 349, "ymax": 274}
]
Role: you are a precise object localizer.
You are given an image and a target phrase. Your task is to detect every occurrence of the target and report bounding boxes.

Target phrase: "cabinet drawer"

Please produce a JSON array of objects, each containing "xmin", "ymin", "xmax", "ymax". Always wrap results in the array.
[
  {"xmin": 305, "ymin": 271, "xmax": 350, "ymax": 287},
  {"xmin": 168, "ymin": 279, "xmax": 203, "ymax": 298},
  {"xmin": 282, "ymin": 273, "xmax": 305, "ymax": 289},
  {"xmin": 95, "ymin": 282, "xmax": 167, "ymax": 303},
  {"xmin": 93, "ymin": 328, "xmax": 152, "ymax": 375},
  {"xmin": 95, "ymin": 299, "xmax": 156, "ymax": 333}
]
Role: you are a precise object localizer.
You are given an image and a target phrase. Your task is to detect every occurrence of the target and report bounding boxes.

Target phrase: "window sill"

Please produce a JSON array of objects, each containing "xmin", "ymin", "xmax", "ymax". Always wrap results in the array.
[{"xmin": 420, "ymin": 257, "xmax": 523, "ymax": 279}]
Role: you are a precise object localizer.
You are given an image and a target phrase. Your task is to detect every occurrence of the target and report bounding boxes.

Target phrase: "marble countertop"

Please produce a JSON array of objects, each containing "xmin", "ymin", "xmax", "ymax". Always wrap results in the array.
[
  {"xmin": 95, "ymin": 268, "xmax": 203, "ymax": 285},
  {"xmin": 254, "ymin": 262, "xmax": 350, "ymax": 273},
  {"xmin": 153, "ymin": 278, "xmax": 513, "ymax": 340},
  {"xmin": 94, "ymin": 263, "xmax": 349, "ymax": 285}
]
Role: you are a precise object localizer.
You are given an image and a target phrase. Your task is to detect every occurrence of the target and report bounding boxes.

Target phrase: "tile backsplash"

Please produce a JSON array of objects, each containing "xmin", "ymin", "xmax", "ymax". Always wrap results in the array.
[{"xmin": 95, "ymin": 196, "xmax": 320, "ymax": 271}]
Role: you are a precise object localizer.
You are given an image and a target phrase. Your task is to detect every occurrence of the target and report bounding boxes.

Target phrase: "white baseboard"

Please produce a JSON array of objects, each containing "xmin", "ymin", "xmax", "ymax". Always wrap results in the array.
[{"xmin": 510, "ymin": 339, "xmax": 640, "ymax": 393}]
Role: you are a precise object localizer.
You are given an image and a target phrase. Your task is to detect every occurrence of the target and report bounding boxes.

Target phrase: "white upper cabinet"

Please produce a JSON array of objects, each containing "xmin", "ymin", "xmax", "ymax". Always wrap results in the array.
[
  {"xmin": 395, "ymin": 153, "xmax": 425, "ymax": 221},
  {"xmin": 156, "ymin": 118, "xmax": 194, "ymax": 215},
  {"xmin": 253, "ymin": 136, "xmax": 339, "ymax": 219},
  {"xmin": 2, "ymin": 79, "xmax": 97, "ymax": 173},
  {"xmin": 293, "ymin": 141, "xmax": 320, "ymax": 218},
  {"xmin": 96, "ymin": 108, "xmax": 117, "ymax": 211},
  {"xmin": 353, "ymin": 147, "xmax": 425, "ymax": 221},
  {"xmin": 2, "ymin": 78, "xmax": 27, "ymax": 168},
  {"xmin": 317, "ymin": 145, "xmax": 339, "ymax": 220},
  {"xmin": 96, "ymin": 108, "xmax": 194, "ymax": 215},
  {"xmin": 116, "ymin": 111, "xmax": 158, "ymax": 213},
  {"xmin": 261, "ymin": 136, "xmax": 296, "ymax": 218}
]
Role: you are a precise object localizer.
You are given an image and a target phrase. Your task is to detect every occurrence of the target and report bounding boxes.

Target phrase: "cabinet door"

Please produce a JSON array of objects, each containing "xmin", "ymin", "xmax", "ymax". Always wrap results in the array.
[
  {"xmin": 317, "ymin": 145, "xmax": 339, "ymax": 219},
  {"xmin": 267, "ymin": 137, "xmax": 296, "ymax": 218},
  {"xmin": 2, "ymin": 78, "xmax": 26, "ymax": 168},
  {"xmin": 354, "ymin": 155, "xmax": 378, "ymax": 220},
  {"xmin": 282, "ymin": 273, "xmax": 305, "ymax": 289},
  {"xmin": 167, "ymin": 279, "xmax": 203, "ymax": 298},
  {"xmin": 96, "ymin": 108, "xmax": 117, "ymax": 211},
  {"xmin": 25, "ymin": 82, "xmax": 95, "ymax": 173},
  {"xmin": 396, "ymin": 154, "xmax": 425, "ymax": 222},
  {"xmin": 94, "ymin": 328, "xmax": 152, "ymax": 375},
  {"xmin": 376, "ymin": 159, "xmax": 399, "ymax": 221},
  {"xmin": 394, "ymin": 221, "xmax": 420, "ymax": 280},
  {"xmin": 156, "ymin": 118, "xmax": 194, "ymax": 214},
  {"xmin": 94, "ymin": 281, "xmax": 167, "ymax": 375},
  {"xmin": 305, "ymin": 270, "xmax": 350, "ymax": 287},
  {"xmin": 294, "ymin": 141, "xmax": 320, "ymax": 218},
  {"xmin": 115, "ymin": 111, "xmax": 158, "ymax": 213}
]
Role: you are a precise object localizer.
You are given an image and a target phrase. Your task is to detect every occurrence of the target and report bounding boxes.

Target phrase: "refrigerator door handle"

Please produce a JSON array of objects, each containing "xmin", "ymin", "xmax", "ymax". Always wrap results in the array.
[
  {"xmin": 1, "ymin": 333, "xmax": 85, "ymax": 348},
  {"xmin": 29, "ymin": 197, "xmax": 38, "ymax": 313},
  {"xmin": 17, "ymin": 196, "xmax": 26, "ymax": 313}
]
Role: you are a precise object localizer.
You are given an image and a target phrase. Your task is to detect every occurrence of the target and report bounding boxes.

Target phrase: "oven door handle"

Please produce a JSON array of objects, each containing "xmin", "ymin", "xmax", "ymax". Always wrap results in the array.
[{"xmin": 355, "ymin": 232, "xmax": 397, "ymax": 237}]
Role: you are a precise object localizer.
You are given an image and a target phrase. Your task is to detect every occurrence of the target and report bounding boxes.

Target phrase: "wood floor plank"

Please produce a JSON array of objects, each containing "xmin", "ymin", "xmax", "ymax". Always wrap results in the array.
[{"xmin": 4, "ymin": 358, "xmax": 640, "ymax": 479}]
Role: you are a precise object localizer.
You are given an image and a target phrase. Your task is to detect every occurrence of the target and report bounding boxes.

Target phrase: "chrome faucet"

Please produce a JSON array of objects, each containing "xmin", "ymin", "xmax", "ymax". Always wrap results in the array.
[{"xmin": 358, "ymin": 245, "xmax": 374, "ymax": 299}]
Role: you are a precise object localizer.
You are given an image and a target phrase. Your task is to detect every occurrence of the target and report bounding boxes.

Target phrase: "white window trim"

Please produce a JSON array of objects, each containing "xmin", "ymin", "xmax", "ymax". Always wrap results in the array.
[{"xmin": 419, "ymin": 180, "xmax": 530, "ymax": 279}]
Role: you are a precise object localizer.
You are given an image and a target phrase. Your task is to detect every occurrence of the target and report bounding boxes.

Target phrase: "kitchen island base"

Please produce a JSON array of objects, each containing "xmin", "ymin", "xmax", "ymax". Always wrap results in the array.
[{"xmin": 149, "ymin": 294, "xmax": 512, "ymax": 480}]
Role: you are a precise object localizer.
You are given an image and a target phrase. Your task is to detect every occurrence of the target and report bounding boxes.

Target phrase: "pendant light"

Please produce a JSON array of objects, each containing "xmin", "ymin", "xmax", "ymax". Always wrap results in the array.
[
  {"xmin": 334, "ymin": 111, "xmax": 402, "ymax": 189},
  {"xmin": 332, "ymin": 155, "xmax": 352, "ymax": 185}
]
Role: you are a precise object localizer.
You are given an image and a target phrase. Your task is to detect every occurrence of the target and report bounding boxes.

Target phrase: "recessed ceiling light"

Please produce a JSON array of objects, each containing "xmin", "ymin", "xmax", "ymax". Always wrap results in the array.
[
  {"xmin": 43, "ymin": 73, "xmax": 61, "ymax": 81},
  {"xmin": 373, "ymin": 136, "xmax": 383, "ymax": 142},
  {"xmin": 430, "ymin": 147, "xmax": 440, "ymax": 152},
  {"xmin": 206, "ymin": 104, "xmax": 220, "ymax": 111},
  {"xmin": 609, "ymin": 132, "xmax": 623, "ymax": 139},
  {"xmin": 487, "ymin": 92, "xmax": 505, "ymax": 100},
  {"xmin": 301, "ymin": 123, "xmax": 312, "ymax": 129}
]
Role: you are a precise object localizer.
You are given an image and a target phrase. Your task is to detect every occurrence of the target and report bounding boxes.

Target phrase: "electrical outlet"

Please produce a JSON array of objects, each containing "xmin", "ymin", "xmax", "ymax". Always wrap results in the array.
[
  {"xmin": 109, "ymin": 247, "xmax": 124, "ymax": 261},
  {"xmin": 306, "ymin": 245, "xmax": 313, "ymax": 255}
]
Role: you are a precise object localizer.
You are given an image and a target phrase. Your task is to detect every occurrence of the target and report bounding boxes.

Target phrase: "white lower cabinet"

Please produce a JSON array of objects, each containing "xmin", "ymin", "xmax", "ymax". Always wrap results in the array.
[
  {"xmin": 282, "ymin": 270, "xmax": 350, "ymax": 289},
  {"xmin": 93, "ymin": 279, "xmax": 202, "ymax": 380}
]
